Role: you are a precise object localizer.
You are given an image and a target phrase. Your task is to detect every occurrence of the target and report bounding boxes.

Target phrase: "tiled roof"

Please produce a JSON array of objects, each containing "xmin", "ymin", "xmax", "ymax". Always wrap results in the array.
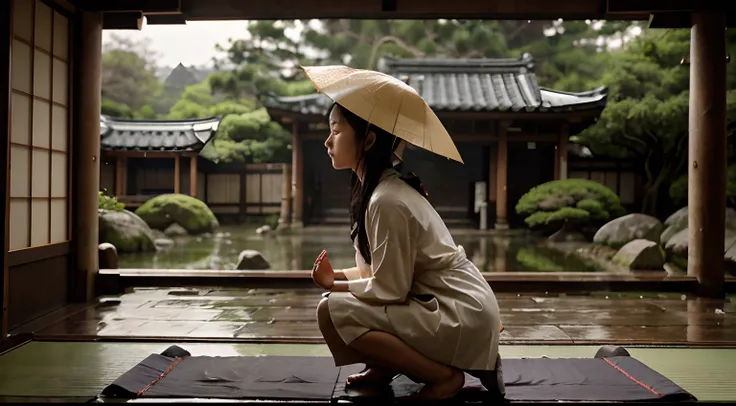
[
  {"xmin": 264, "ymin": 54, "xmax": 607, "ymax": 115},
  {"xmin": 100, "ymin": 115, "xmax": 222, "ymax": 152}
]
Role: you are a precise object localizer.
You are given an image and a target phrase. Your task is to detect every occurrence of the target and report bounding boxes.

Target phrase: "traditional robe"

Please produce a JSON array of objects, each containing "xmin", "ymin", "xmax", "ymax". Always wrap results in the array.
[{"xmin": 328, "ymin": 169, "xmax": 501, "ymax": 371}]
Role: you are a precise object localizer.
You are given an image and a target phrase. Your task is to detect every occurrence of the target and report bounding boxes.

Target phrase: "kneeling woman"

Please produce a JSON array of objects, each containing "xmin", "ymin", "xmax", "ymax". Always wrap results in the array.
[{"xmin": 312, "ymin": 103, "xmax": 503, "ymax": 401}]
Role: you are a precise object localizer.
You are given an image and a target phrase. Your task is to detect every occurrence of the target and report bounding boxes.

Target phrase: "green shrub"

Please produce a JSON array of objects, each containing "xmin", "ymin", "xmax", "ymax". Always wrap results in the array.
[
  {"xmin": 515, "ymin": 179, "xmax": 626, "ymax": 233},
  {"xmin": 134, "ymin": 193, "xmax": 219, "ymax": 234},
  {"xmin": 98, "ymin": 190, "xmax": 124, "ymax": 211}
]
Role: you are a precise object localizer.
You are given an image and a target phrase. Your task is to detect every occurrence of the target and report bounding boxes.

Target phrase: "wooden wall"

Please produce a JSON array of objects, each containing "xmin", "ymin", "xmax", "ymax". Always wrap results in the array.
[{"xmin": 5, "ymin": 0, "xmax": 75, "ymax": 330}]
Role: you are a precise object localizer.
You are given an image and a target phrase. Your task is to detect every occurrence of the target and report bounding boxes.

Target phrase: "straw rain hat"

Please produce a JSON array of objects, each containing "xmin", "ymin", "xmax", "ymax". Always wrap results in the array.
[{"xmin": 301, "ymin": 65, "xmax": 464, "ymax": 164}]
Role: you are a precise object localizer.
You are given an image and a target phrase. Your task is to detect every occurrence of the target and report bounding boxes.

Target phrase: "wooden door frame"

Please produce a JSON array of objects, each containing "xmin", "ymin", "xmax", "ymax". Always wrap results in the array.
[{"xmin": 1, "ymin": 0, "xmax": 12, "ymax": 343}]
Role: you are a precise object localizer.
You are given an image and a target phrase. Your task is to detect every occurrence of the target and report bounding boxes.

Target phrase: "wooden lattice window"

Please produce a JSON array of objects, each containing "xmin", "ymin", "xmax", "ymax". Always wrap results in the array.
[{"xmin": 9, "ymin": 0, "xmax": 71, "ymax": 250}]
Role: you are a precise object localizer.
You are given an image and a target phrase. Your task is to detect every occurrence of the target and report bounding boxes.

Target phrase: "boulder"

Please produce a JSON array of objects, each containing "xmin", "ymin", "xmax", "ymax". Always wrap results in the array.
[
  {"xmin": 236, "ymin": 250, "xmax": 271, "ymax": 270},
  {"xmin": 164, "ymin": 223, "xmax": 189, "ymax": 237},
  {"xmin": 664, "ymin": 227, "xmax": 736, "ymax": 266},
  {"xmin": 256, "ymin": 225, "xmax": 272, "ymax": 235},
  {"xmin": 662, "ymin": 207, "xmax": 736, "ymax": 245},
  {"xmin": 154, "ymin": 238, "xmax": 175, "ymax": 249},
  {"xmin": 664, "ymin": 228, "xmax": 689, "ymax": 260},
  {"xmin": 612, "ymin": 239, "xmax": 664, "ymax": 271},
  {"xmin": 98, "ymin": 209, "xmax": 156, "ymax": 253},
  {"xmin": 98, "ymin": 242, "xmax": 118, "ymax": 269},
  {"xmin": 135, "ymin": 194, "xmax": 219, "ymax": 235},
  {"xmin": 593, "ymin": 213, "xmax": 664, "ymax": 249},
  {"xmin": 660, "ymin": 225, "xmax": 681, "ymax": 246}
]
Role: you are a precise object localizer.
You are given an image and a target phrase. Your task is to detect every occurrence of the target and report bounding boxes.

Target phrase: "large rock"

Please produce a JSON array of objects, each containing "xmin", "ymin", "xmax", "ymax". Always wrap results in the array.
[
  {"xmin": 593, "ymin": 213, "xmax": 664, "ymax": 249},
  {"xmin": 664, "ymin": 227, "xmax": 736, "ymax": 263},
  {"xmin": 164, "ymin": 223, "xmax": 188, "ymax": 237},
  {"xmin": 135, "ymin": 194, "xmax": 219, "ymax": 235},
  {"xmin": 662, "ymin": 206, "xmax": 736, "ymax": 245},
  {"xmin": 98, "ymin": 209, "xmax": 156, "ymax": 253},
  {"xmin": 612, "ymin": 239, "xmax": 664, "ymax": 271},
  {"xmin": 236, "ymin": 250, "xmax": 271, "ymax": 270}
]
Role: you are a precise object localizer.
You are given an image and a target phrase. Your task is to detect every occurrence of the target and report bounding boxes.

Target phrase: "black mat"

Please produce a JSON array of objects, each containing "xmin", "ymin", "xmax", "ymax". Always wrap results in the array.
[{"xmin": 102, "ymin": 346, "xmax": 696, "ymax": 402}]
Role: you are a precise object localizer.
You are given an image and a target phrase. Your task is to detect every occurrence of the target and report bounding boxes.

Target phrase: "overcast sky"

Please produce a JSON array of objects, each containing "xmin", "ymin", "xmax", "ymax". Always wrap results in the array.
[
  {"xmin": 102, "ymin": 20, "xmax": 252, "ymax": 68},
  {"xmin": 102, "ymin": 18, "xmax": 641, "ymax": 70}
]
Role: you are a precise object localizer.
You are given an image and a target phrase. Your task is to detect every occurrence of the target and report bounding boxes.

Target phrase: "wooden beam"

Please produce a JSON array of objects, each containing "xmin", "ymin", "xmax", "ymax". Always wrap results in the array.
[
  {"xmin": 71, "ymin": 11, "xmax": 103, "ymax": 303},
  {"xmin": 559, "ymin": 123, "xmax": 569, "ymax": 180},
  {"xmin": 495, "ymin": 122, "xmax": 510, "ymax": 230},
  {"xmin": 70, "ymin": 0, "xmax": 181, "ymax": 13},
  {"xmin": 145, "ymin": 13, "xmax": 187, "ymax": 24},
  {"xmin": 1, "ymin": 0, "xmax": 10, "ymax": 343},
  {"xmin": 278, "ymin": 164, "xmax": 292, "ymax": 229},
  {"xmin": 102, "ymin": 12, "xmax": 143, "ymax": 30},
  {"xmin": 292, "ymin": 123, "xmax": 303, "ymax": 227},
  {"xmin": 688, "ymin": 11, "xmax": 727, "ymax": 299},
  {"xmin": 174, "ymin": 156, "xmax": 181, "ymax": 194},
  {"xmin": 114, "ymin": 157, "xmax": 125, "ymax": 197},
  {"xmin": 649, "ymin": 11, "xmax": 736, "ymax": 28},
  {"xmin": 179, "ymin": 0, "xmax": 648, "ymax": 20},
  {"xmin": 189, "ymin": 156, "xmax": 197, "ymax": 197},
  {"xmin": 239, "ymin": 170, "xmax": 247, "ymax": 218},
  {"xmin": 607, "ymin": 0, "xmax": 723, "ymax": 13}
]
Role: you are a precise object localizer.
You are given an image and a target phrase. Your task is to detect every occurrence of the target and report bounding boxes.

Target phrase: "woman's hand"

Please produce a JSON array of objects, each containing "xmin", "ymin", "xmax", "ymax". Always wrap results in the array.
[{"xmin": 312, "ymin": 249, "xmax": 335, "ymax": 290}]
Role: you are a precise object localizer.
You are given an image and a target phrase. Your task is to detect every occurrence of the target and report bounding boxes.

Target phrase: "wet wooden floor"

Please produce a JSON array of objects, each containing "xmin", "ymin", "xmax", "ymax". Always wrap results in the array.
[{"xmin": 13, "ymin": 287, "xmax": 736, "ymax": 346}]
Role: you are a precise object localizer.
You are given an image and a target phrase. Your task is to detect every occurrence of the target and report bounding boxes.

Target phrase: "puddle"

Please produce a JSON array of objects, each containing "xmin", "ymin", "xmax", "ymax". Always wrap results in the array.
[{"xmin": 117, "ymin": 225, "xmax": 605, "ymax": 272}]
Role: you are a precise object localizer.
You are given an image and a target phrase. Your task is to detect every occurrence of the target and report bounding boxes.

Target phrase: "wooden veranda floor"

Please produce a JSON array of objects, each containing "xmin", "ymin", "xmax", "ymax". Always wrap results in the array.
[{"xmin": 12, "ymin": 287, "xmax": 736, "ymax": 346}]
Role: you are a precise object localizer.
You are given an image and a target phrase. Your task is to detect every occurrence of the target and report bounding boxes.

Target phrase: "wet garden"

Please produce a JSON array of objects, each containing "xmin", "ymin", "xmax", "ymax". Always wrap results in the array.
[
  {"xmin": 114, "ymin": 225, "xmax": 606, "ymax": 272},
  {"xmin": 98, "ymin": 179, "xmax": 736, "ymax": 275}
]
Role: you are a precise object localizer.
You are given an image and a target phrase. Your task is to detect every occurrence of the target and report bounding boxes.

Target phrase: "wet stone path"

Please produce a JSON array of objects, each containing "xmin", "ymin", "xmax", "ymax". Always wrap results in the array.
[{"xmin": 17, "ymin": 287, "xmax": 736, "ymax": 346}]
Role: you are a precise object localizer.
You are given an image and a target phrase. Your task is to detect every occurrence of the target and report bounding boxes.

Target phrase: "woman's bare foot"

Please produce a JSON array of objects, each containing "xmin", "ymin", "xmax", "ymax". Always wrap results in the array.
[
  {"xmin": 401, "ymin": 367, "xmax": 465, "ymax": 402},
  {"xmin": 346, "ymin": 366, "xmax": 397, "ymax": 386}
]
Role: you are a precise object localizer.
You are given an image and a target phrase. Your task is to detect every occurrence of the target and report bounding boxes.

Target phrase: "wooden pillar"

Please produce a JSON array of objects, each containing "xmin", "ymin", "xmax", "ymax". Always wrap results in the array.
[
  {"xmin": 189, "ymin": 156, "xmax": 197, "ymax": 197},
  {"xmin": 114, "ymin": 157, "xmax": 126, "ymax": 197},
  {"xmin": 495, "ymin": 122, "xmax": 509, "ymax": 230},
  {"xmin": 278, "ymin": 164, "xmax": 293, "ymax": 229},
  {"xmin": 1, "ymin": 0, "xmax": 11, "ymax": 341},
  {"xmin": 71, "ymin": 11, "xmax": 102, "ymax": 302},
  {"xmin": 174, "ymin": 155, "xmax": 181, "ymax": 194},
  {"xmin": 558, "ymin": 123, "xmax": 569, "ymax": 180},
  {"xmin": 292, "ymin": 123, "xmax": 303, "ymax": 227},
  {"xmin": 553, "ymin": 146, "xmax": 560, "ymax": 180},
  {"xmin": 239, "ymin": 169, "xmax": 247, "ymax": 218},
  {"xmin": 688, "ymin": 11, "xmax": 727, "ymax": 298}
]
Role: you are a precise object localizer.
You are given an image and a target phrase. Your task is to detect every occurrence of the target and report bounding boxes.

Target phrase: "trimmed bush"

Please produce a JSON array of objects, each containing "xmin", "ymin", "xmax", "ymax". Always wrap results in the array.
[
  {"xmin": 98, "ymin": 190, "xmax": 124, "ymax": 211},
  {"xmin": 515, "ymin": 179, "xmax": 626, "ymax": 234}
]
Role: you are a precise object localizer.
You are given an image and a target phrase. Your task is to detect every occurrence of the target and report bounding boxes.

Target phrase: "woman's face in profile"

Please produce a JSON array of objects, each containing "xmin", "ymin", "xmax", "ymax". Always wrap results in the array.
[{"xmin": 325, "ymin": 107, "xmax": 359, "ymax": 171}]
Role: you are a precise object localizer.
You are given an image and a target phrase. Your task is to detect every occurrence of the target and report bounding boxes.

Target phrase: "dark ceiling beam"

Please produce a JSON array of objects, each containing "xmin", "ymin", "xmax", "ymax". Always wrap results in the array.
[
  {"xmin": 70, "ymin": 0, "xmax": 181, "ymax": 13},
  {"xmin": 607, "ymin": 0, "xmax": 726, "ymax": 13},
  {"xmin": 648, "ymin": 12, "xmax": 736, "ymax": 28},
  {"xmin": 145, "ymin": 14, "xmax": 187, "ymax": 25},
  {"xmin": 102, "ymin": 12, "xmax": 143, "ymax": 30},
  {"xmin": 178, "ymin": 0, "xmax": 651, "ymax": 20}
]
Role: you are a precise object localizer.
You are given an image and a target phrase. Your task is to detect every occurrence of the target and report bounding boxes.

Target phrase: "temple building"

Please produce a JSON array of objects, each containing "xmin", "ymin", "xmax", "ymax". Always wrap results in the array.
[
  {"xmin": 98, "ymin": 115, "xmax": 285, "ymax": 222},
  {"xmin": 266, "ymin": 54, "xmax": 636, "ymax": 229}
]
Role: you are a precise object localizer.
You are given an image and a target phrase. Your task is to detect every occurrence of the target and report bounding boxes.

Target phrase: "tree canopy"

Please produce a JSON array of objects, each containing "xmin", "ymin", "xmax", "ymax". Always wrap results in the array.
[
  {"xmin": 99, "ymin": 19, "xmax": 736, "ymax": 218},
  {"xmin": 571, "ymin": 28, "xmax": 736, "ymax": 216}
]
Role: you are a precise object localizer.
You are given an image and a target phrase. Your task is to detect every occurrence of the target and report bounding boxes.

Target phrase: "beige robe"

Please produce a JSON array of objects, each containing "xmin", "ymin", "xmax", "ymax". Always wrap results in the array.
[{"xmin": 328, "ymin": 169, "xmax": 501, "ymax": 371}]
